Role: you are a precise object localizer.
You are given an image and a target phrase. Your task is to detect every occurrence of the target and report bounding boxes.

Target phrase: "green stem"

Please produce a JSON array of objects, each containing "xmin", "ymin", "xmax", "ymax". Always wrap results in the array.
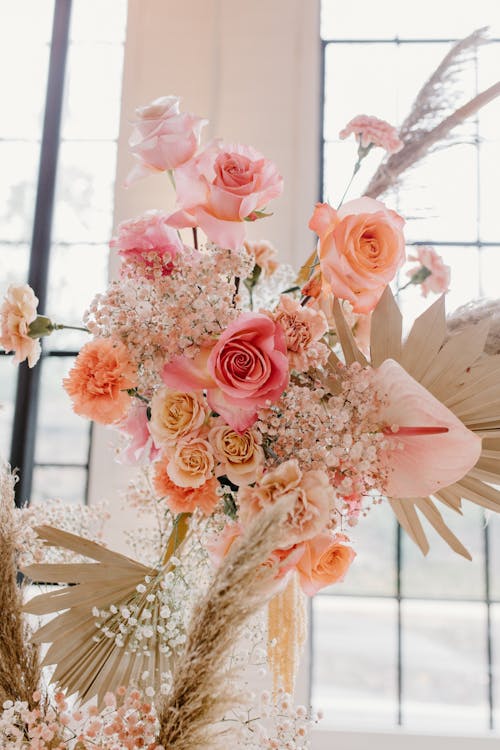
[
  {"xmin": 337, "ymin": 159, "xmax": 361, "ymax": 209},
  {"xmin": 53, "ymin": 323, "xmax": 90, "ymax": 333}
]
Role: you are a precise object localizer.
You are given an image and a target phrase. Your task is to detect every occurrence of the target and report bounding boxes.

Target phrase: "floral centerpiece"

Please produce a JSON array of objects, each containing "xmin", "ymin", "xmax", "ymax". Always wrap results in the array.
[{"xmin": 1, "ymin": 30, "xmax": 500, "ymax": 749}]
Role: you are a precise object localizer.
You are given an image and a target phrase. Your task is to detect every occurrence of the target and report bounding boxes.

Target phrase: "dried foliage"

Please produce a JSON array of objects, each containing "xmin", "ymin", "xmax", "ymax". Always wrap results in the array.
[
  {"xmin": 157, "ymin": 498, "xmax": 292, "ymax": 750},
  {"xmin": 0, "ymin": 464, "xmax": 40, "ymax": 707},
  {"xmin": 447, "ymin": 298, "xmax": 500, "ymax": 356},
  {"xmin": 364, "ymin": 29, "xmax": 500, "ymax": 198}
]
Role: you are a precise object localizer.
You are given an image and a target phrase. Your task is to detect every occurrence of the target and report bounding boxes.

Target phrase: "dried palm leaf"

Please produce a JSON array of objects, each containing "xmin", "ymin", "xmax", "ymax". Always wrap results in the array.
[
  {"xmin": 364, "ymin": 29, "xmax": 500, "ymax": 199},
  {"xmin": 23, "ymin": 515, "xmax": 190, "ymax": 704},
  {"xmin": 335, "ymin": 287, "xmax": 500, "ymax": 557}
]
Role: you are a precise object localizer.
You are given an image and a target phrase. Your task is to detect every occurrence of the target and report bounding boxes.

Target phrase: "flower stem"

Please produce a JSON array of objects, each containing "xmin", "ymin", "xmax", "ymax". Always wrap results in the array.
[
  {"xmin": 337, "ymin": 159, "xmax": 361, "ymax": 209},
  {"xmin": 53, "ymin": 323, "xmax": 90, "ymax": 333},
  {"xmin": 193, "ymin": 226, "xmax": 199, "ymax": 250}
]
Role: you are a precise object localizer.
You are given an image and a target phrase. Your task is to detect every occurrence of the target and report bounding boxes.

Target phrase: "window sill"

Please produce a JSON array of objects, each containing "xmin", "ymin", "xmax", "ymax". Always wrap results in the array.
[{"xmin": 312, "ymin": 728, "xmax": 500, "ymax": 749}]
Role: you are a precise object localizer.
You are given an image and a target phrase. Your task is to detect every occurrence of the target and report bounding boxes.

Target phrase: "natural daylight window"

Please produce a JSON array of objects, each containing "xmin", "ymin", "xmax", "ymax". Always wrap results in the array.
[
  {"xmin": 314, "ymin": 0, "xmax": 500, "ymax": 734},
  {"xmin": 0, "ymin": 0, "xmax": 127, "ymax": 506}
]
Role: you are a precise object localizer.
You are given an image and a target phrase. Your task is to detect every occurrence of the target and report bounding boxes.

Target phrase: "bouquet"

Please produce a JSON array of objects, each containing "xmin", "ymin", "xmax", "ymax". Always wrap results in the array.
[{"xmin": 1, "ymin": 30, "xmax": 500, "ymax": 749}]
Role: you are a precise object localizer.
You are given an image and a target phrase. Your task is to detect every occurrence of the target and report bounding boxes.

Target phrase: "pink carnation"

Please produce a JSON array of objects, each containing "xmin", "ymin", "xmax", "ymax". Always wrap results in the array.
[
  {"xmin": 168, "ymin": 141, "xmax": 283, "ymax": 249},
  {"xmin": 110, "ymin": 210, "xmax": 183, "ymax": 277},
  {"xmin": 273, "ymin": 295, "xmax": 328, "ymax": 372},
  {"xmin": 126, "ymin": 95, "xmax": 206, "ymax": 184},
  {"xmin": 339, "ymin": 115, "xmax": 403, "ymax": 154},
  {"xmin": 407, "ymin": 245, "xmax": 451, "ymax": 297}
]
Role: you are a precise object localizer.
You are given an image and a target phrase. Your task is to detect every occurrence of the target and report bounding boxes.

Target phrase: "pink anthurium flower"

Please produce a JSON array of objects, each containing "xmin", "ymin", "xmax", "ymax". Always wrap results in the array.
[{"xmin": 374, "ymin": 359, "xmax": 481, "ymax": 498}]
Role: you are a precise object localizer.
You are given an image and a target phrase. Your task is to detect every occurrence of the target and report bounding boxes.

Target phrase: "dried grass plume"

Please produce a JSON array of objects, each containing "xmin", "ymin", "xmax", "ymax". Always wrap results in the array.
[{"xmin": 0, "ymin": 463, "xmax": 40, "ymax": 707}]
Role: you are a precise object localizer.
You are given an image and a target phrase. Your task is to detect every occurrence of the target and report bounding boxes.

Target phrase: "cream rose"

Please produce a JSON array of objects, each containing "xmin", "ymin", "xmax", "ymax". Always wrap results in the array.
[
  {"xmin": 167, "ymin": 437, "xmax": 215, "ymax": 488},
  {"xmin": 208, "ymin": 424, "xmax": 264, "ymax": 485},
  {"xmin": 0, "ymin": 284, "xmax": 41, "ymax": 367},
  {"xmin": 149, "ymin": 387, "xmax": 208, "ymax": 447}
]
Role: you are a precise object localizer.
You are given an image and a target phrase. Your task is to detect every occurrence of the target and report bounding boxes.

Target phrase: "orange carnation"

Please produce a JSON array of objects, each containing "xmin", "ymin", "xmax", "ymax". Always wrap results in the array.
[
  {"xmin": 63, "ymin": 338, "xmax": 136, "ymax": 424},
  {"xmin": 153, "ymin": 454, "xmax": 219, "ymax": 516}
]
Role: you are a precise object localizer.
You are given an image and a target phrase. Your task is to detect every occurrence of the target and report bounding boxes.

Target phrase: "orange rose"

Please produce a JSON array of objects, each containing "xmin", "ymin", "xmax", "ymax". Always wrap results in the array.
[
  {"xmin": 296, "ymin": 533, "xmax": 356, "ymax": 595},
  {"xmin": 309, "ymin": 198, "xmax": 405, "ymax": 314},
  {"xmin": 63, "ymin": 338, "xmax": 136, "ymax": 424}
]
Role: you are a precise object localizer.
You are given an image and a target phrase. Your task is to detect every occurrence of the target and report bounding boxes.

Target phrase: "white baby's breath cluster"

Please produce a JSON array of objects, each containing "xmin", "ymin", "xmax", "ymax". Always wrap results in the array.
[{"xmin": 16, "ymin": 498, "xmax": 109, "ymax": 567}]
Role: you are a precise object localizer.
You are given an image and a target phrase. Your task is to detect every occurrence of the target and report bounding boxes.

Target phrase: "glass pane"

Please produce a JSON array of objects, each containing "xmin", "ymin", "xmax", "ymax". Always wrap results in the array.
[
  {"xmin": 321, "ymin": 0, "xmax": 500, "ymax": 40},
  {"xmin": 0, "ymin": 244, "xmax": 30, "ymax": 299},
  {"xmin": 401, "ymin": 504, "xmax": 485, "ymax": 600},
  {"xmin": 322, "ymin": 140, "xmax": 385, "ymax": 207},
  {"xmin": 52, "ymin": 141, "xmax": 118, "ymax": 243},
  {"xmin": 402, "ymin": 600, "xmax": 489, "ymax": 732},
  {"xmin": 480, "ymin": 142, "xmax": 500, "ymax": 243},
  {"xmin": 490, "ymin": 515, "xmax": 500, "ymax": 602},
  {"xmin": 493, "ymin": 604, "xmax": 500, "ymax": 730},
  {"xmin": 0, "ymin": 1, "xmax": 54, "ymax": 45},
  {"xmin": 478, "ymin": 43, "xmax": 500, "ymax": 144},
  {"xmin": 480, "ymin": 245, "xmax": 500, "ymax": 297},
  {"xmin": 31, "ymin": 465, "xmax": 87, "ymax": 504},
  {"xmin": 323, "ymin": 500, "xmax": 396, "ymax": 597},
  {"xmin": 46, "ymin": 243, "xmax": 109, "ymax": 351},
  {"xmin": 0, "ymin": 142, "xmax": 40, "ymax": 243},
  {"xmin": 0, "ymin": 42, "xmax": 50, "ymax": 140},
  {"xmin": 69, "ymin": 0, "xmax": 128, "ymax": 42},
  {"xmin": 61, "ymin": 43, "xmax": 125, "ymax": 140},
  {"xmin": 0, "ymin": 355, "xmax": 17, "ymax": 458},
  {"xmin": 35, "ymin": 357, "xmax": 90, "ymax": 465},
  {"xmin": 312, "ymin": 596, "xmax": 398, "ymax": 728}
]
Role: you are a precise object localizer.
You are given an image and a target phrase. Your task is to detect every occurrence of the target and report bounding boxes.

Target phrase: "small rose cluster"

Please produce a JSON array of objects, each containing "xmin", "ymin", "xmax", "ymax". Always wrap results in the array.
[{"xmin": 0, "ymin": 689, "xmax": 162, "ymax": 750}]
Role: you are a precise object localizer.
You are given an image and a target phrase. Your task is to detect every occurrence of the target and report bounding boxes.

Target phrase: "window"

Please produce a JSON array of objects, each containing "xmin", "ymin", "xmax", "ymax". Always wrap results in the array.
[
  {"xmin": 314, "ymin": 0, "xmax": 500, "ymax": 736},
  {"xmin": 0, "ymin": 0, "xmax": 126, "ymax": 506}
]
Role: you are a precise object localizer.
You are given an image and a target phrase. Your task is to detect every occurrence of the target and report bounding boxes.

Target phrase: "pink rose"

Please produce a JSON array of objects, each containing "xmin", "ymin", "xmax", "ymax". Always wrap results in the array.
[
  {"xmin": 117, "ymin": 402, "xmax": 160, "ymax": 464},
  {"xmin": 162, "ymin": 312, "xmax": 289, "ymax": 431},
  {"xmin": 168, "ymin": 141, "xmax": 283, "ymax": 249},
  {"xmin": 126, "ymin": 95, "xmax": 206, "ymax": 184},
  {"xmin": 0, "ymin": 284, "xmax": 41, "ymax": 367},
  {"xmin": 295, "ymin": 533, "xmax": 356, "ymax": 595},
  {"xmin": 406, "ymin": 245, "xmax": 450, "ymax": 297},
  {"xmin": 375, "ymin": 359, "xmax": 481, "ymax": 498},
  {"xmin": 309, "ymin": 198, "xmax": 406, "ymax": 314},
  {"xmin": 110, "ymin": 211, "xmax": 184, "ymax": 277}
]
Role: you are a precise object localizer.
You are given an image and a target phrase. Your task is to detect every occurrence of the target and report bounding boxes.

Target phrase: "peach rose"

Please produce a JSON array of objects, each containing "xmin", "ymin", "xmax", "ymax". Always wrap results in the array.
[
  {"xmin": 208, "ymin": 423, "xmax": 264, "ymax": 485},
  {"xmin": 153, "ymin": 458, "xmax": 218, "ymax": 516},
  {"xmin": 126, "ymin": 95, "xmax": 206, "ymax": 184},
  {"xmin": 238, "ymin": 459, "xmax": 331, "ymax": 544},
  {"xmin": 167, "ymin": 436, "xmax": 215, "ymax": 488},
  {"xmin": 168, "ymin": 142, "xmax": 283, "ymax": 249},
  {"xmin": 309, "ymin": 198, "xmax": 405, "ymax": 314},
  {"xmin": 244, "ymin": 240, "xmax": 279, "ymax": 276},
  {"xmin": 162, "ymin": 312, "xmax": 289, "ymax": 432},
  {"xmin": 63, "ymin": 338, "xmax": 136, "ymax": 424},
  {"xmin": 296, "ymin": 533, "xmax": 356, "ymax": 595},
  {"xmin": 149, "ymin": 387, "xmax": 208, "ymax": 448},
  {"xmin": 0, "ymin": 284, "xmax": 41, "ymax": 367},
  {"xmin": 273, "ymin": 295, "xmax": 328, "ymax": 372}
]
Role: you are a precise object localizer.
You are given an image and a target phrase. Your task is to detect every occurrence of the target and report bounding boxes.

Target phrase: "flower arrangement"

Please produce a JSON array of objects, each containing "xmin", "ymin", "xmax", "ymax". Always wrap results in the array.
[{"xmin": 1, "ymin": 30, "xmax": 500, "ymax": 749}]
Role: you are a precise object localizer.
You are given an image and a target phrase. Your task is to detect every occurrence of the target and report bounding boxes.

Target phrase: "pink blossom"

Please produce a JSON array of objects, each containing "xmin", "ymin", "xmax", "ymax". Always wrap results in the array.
[
  {"xmin": 168, "ymin": 141, "xmax": 283, "ymax": 249},
  {"xmin": 272, "ymin": 295, "xmax": 328, "ymax": 372},
  {"xmin": 339, "ymin": 115, "xmax": 403, "ymax": 154},
  {"xmin": 126, "ymin": 95, "xmax": 206, "ymax": 184},
  {"xmin": 117, "ymin": 402, "xmax": 160, "ymax": 464},
  {"xmin": 0, "ymin": 284, "xmax": 41, "ymax": 367},
  {"xmin": 162, "ymin": 312, "xmax": 289, "ymax": 431},
  {"xmin": 407, "ymin": 245, "xmax": 451, "ymax": 297},
  {"xmin": 110, "ymin": 210, "xmax": 184, "ymax": 277},
  {"xmin": 374, "ymin": 359, "xmax": 481, "ymax": 498}
]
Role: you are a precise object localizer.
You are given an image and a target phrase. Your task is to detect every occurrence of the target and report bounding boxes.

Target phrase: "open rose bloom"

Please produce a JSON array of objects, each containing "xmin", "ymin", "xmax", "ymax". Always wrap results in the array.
[{"xmin": 12, "ymin": 93, "xmax": 500, "ymax": 725}]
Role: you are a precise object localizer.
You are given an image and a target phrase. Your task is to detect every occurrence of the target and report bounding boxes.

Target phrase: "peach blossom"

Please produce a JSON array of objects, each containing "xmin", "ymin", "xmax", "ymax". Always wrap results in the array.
[
  {"xmin": 407, "ymin": 245, "xmax": 450, "ymax": 297},
  {"xmin": 167, "ymin": 436, "xmax": 215, "ymax": 488},
  {"xmin": 149, "ymin": 387, "xmax": 208, "ymax": 448},
  {"xmin": 162, "ymin": 312, "xmax": 289, "ymax": 432},
  {"xmin": 63, "ymin": 338, "xmax": 136, "ymax": 424},
  {"xmin": 309, "ymin": 198, "xmax": 406, "ymax": 314},
  {"xmin": 208, "ymin": 423, "xmax": 264, "ymax": 485},
  {"xmin": 238, "ymin": 459, "xmax": 331, "ymax": 544},
  {"xmin": 0, "ymin": 284, "xmax": 41, "ymax": 367},
  {"xmin": 153, "ymin": 459, "xmax": 218, "ymax": 516},
  {"xmin": 126, "ymin": 95, "xmax": 206, "ymax": 184},
  {"xmin": 168, "ymin": 141, "xmax": 283, "ymax": 249},
  {"xmin": 296, "ymin": 533, "xmax": 356, "ymax": 595},
  {"xmin": 374, "ymin": 359, "xmax": 481, "ymax": 498},
  {"xmin": 273, "ymin": 295, "xmax": 328, "ymax": 372},
  {"xmin": 244, "ymin": 239, "xmax": 279, "ymax": 276}
]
